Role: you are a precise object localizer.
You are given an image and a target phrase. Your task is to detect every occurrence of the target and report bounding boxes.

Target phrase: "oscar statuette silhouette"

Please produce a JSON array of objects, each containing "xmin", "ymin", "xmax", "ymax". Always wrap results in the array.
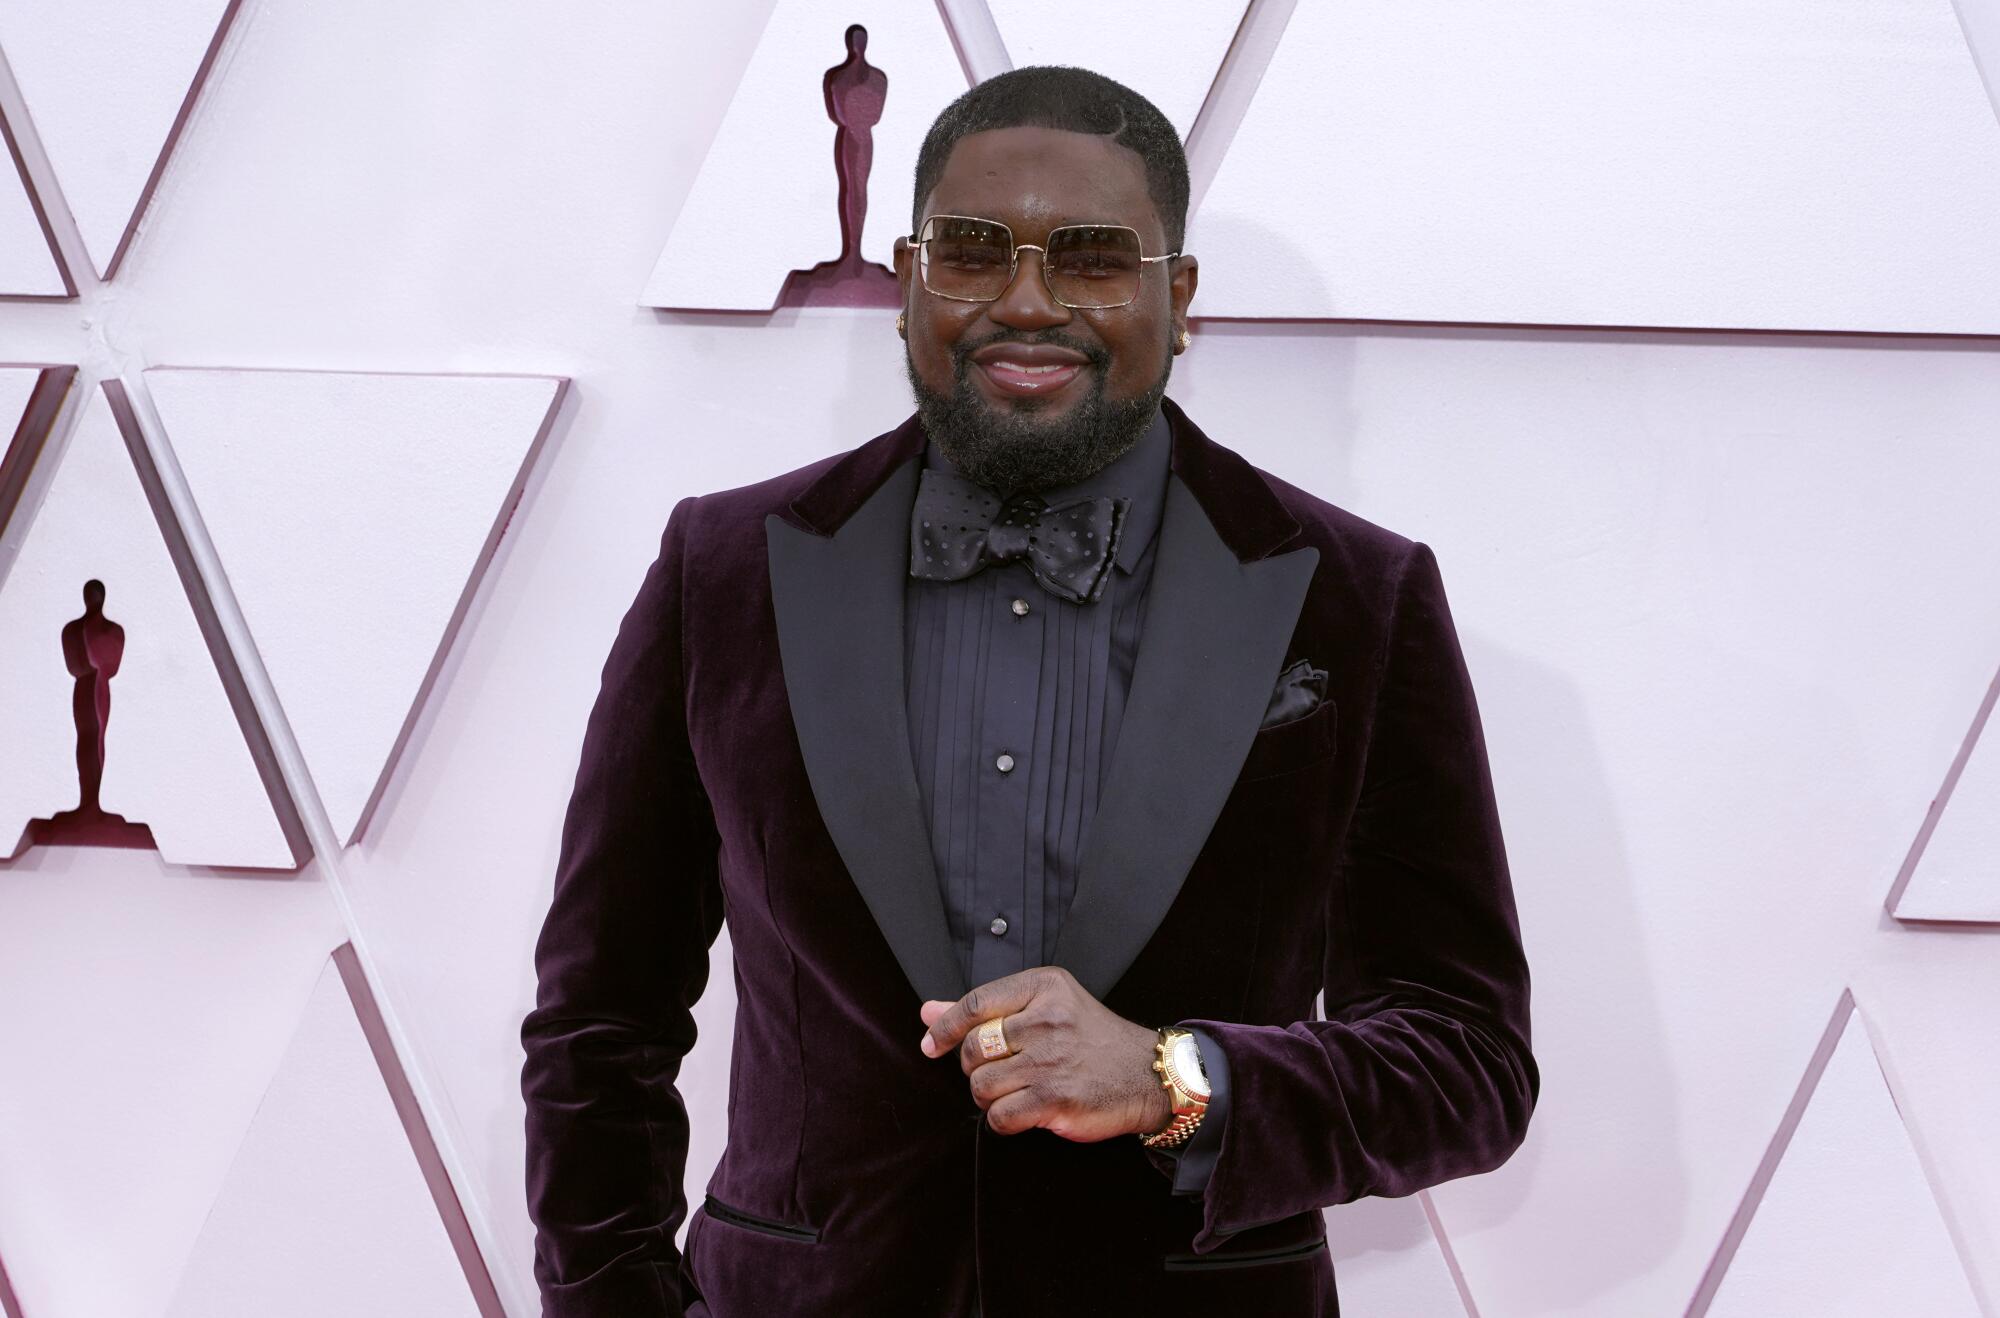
[{"xmin": 777, "ymin": 24, "xmax": 901, "ymax": 307}]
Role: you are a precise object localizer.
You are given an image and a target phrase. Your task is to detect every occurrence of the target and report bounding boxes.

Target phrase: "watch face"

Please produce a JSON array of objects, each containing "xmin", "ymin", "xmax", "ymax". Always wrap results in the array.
[{"xmin": 1171, "ymin": 1034, "xmax": 1210, "ymax": 1099}]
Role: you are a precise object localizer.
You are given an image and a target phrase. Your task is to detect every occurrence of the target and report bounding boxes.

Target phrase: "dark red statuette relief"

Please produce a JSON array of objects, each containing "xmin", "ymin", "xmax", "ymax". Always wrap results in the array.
[{"xmin": 776, "ymin": 24, "xmax": 901, "ymax": 309}]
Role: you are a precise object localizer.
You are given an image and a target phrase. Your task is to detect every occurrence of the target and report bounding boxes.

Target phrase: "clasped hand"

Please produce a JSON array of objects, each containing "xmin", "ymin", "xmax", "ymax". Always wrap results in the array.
[{"xmin": 918, "ymin": 965, "xmax": 1174, "ymax": 1141}]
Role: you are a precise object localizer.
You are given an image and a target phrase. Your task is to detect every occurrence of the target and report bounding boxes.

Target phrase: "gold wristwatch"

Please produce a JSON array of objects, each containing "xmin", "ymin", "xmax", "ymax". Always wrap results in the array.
[{"xmin": 1139, "ymin": 1026, "xmax": 1210, "ymax": 1149}]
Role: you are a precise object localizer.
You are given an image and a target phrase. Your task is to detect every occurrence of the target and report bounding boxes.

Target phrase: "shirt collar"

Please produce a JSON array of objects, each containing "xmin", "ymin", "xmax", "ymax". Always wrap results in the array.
[{"xmin": 922, "ymin": 405, "xmax": 1171, "ymax": 574}]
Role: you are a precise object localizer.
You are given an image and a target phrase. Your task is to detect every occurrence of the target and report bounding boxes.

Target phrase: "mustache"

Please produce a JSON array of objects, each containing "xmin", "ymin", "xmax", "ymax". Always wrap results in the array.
[{"xmin": 947, "ymin": 331, "xmax": 1111, "ymax": 370}]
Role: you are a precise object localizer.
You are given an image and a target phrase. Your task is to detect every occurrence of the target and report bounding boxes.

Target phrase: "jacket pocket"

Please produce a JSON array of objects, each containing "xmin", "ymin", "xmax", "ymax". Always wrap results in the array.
[
  {"xmin": 703, "ymin": 1192, "xmax": 821, "ymax": 1243},
  {"xmin": 1236, "ymin": 699, "xmax": 1338, "ymax": 783},
  {"xmin": 1161, "ymin": 1234, "xmax": 1329, "ymax": 1271}
]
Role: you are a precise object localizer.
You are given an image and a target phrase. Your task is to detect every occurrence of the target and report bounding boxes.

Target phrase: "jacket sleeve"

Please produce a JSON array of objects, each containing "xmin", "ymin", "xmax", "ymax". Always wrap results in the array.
[
  {"xmin": 1179, "ymin": 540, "xmax": 1538, "ymax": 1252},
  {"xmin": 520, "ymin": 495, "xmax": 724, "ymax": 1316}
]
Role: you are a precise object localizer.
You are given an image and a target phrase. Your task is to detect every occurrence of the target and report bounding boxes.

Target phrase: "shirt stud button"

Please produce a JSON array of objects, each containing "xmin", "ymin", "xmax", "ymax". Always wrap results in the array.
[
  {"xmin": 1011, "ymin": 597, "xmax": 1030, "ymax": 617},
  {"xmin": 995, "ymin": 752, "xmax": 1015, "ymax": 773},
  {"xmin": 989, "ymin": 916, "xmax": 1008, "ymax": 937}
]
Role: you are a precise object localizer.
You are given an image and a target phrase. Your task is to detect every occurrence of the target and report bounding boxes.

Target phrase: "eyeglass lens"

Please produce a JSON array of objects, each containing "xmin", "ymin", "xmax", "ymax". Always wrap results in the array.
[{"xmin": 920, "ymin": 218, "xmax": 1147, "ymax": 308}]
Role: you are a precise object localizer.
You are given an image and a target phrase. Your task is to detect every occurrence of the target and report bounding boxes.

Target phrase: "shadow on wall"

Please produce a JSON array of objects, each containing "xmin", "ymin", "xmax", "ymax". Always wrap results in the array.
[
  {"xmin": 1437, "ymin": 634, "xmax": 1686, "ymax": 1313},
  {"xmin": 1183, "ymin": 210, "xmax": 1335, "ymax": 326},
  {"xmin": 1085, "ymin": 242, "xmax": 1691, "ymax": 1307},
  {"xmin": 1168, "ymin": 214, "xmax": 1355, "ymax": 503}
]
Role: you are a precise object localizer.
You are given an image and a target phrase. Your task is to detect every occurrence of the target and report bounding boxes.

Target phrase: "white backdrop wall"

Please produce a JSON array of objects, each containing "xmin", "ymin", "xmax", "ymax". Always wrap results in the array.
[{"xmin": 2, "ymin": 2, "xmax": 1999, "ymax": 1316}]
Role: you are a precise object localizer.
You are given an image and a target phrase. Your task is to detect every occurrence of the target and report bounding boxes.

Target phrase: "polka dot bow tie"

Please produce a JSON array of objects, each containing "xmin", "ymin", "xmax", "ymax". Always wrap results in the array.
[{"xmin": 908, "ymin": 468, "xmax": 1130, "ymax": 604}]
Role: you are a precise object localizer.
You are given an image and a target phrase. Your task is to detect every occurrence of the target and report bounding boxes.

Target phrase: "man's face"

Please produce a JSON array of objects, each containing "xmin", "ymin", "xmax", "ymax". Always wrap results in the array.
[{"xmin": 894, "ymin": 126, "xmax": 1198, "ymax": 495}]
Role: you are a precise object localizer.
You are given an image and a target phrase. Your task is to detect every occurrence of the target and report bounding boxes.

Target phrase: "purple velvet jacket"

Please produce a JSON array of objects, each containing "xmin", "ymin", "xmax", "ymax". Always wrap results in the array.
[{"xmin": 519, "ymin": 398, "xmax": 1538, "ymax": 1317}]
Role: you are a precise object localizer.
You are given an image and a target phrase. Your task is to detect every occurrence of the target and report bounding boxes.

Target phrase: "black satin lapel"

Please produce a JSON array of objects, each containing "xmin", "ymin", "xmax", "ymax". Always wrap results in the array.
[
  {"xmin": 1052, "ymin": 475, "xmax": 1319, "ymax": 1001},
  {"xmin": 765, "ymin": 457, "xmax": 968, "ymax": 1004}
]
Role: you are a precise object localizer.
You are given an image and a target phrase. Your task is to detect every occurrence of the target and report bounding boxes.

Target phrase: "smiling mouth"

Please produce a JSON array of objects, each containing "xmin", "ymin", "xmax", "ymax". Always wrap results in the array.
[
  {"xmin": 967, "ymin": 342, "xmax": 1095, "ymax": 399},
  {"xmin": 977, "ymin": 359, "xmax": 1083, "ymax": 395}
]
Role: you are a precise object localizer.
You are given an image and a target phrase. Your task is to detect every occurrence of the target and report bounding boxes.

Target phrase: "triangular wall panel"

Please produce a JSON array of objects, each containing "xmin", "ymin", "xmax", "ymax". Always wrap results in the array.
[
  {"xmin": 0, "ymin": 362, "xmax": 75, "ymax": 585},
  {"xmin": 0, "ymin": 364, "xmax": 61, "ymax": 484},
  {"xmin": 1700, "ymin": 994, "xmax": 1980, "ymax": 1316},
  {"xmin": 1892, "ymin": 665, "xmax": 2000, "ymax": 921},
  {"xmin": 0, "ymin": 386, "xmax": 296, "ymax": 866},
  {"xmin": 642, "ymin": 0, "xmax": 971, "ymax": 310},
  {"xmin": 0, "ymin": 109, "xmax": 70, "ymax": 296},
  {"xmin": 164, "ymin": 951, "xmax": 481, "ymax": 1318},
  {"xmin": 0, "ymin": 0, "xmax": 240, "ymax": 277},
  {"xmin": 1324, "ymin": 1192, "xmax": 1473, "ymax": 1316},
  {"xmin": 1194, "ymin": 0, "xmax": 2000, "ymax": 330},
  {"xmin": 0, "ymin": 845, "xmax": 343, "ymax": 1317},
  {"xmin": 984, "ymin": 1, "xmax": 1248, "ymax": 140},
  {"xmin": 0, "ymin": 366, "xmax": 39, "ymax": 439},
  {"xmin": 147, "ymin": 367, "xmax": 566, "ymax": 845}
]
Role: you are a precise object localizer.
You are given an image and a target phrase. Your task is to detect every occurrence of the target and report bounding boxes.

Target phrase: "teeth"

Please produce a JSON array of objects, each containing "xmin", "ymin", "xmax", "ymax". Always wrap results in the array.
[{"xmin": 996, "ymin": 362, "xmax": 1069, "ymax": 374}]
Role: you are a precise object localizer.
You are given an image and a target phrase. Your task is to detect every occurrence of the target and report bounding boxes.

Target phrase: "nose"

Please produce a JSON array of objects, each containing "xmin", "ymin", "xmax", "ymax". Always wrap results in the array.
[{"xmin": 987, "ymin": 245, "xmax": 1071, "ymax": 331}]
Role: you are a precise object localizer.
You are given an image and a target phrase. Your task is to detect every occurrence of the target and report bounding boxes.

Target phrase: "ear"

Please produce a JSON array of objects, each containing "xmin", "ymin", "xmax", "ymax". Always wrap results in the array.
[{"xmin": 1169, "ymin": 254, "xmax": 1199, "ymax": 347}]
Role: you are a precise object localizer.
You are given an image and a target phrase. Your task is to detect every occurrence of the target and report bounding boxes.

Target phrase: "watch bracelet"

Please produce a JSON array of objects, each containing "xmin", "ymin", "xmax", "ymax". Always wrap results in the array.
[{"xmin": 1139, "ymin": 1106, "xmax": 1204, "ymax": 1148}]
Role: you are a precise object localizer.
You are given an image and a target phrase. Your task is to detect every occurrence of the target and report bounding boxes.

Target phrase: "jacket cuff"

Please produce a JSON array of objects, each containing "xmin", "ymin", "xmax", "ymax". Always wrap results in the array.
[
  {"xmin": 1138, "ymin": 1026, "xmax": 1231, "ymax": 1196},
  {"xmin": 535, "ymin": 1253, "xmax": 685, "ymax": 1318},
  {"xmin": 1169, "ymin": 1027, "xmax": 1229, "ymax": 1195}
]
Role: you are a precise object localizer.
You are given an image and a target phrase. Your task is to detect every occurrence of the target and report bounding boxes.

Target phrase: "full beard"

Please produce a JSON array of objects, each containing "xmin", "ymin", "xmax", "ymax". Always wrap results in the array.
[{"xmin": 904, "ymin": 332, "xmax": 1171, "ymax": 497}]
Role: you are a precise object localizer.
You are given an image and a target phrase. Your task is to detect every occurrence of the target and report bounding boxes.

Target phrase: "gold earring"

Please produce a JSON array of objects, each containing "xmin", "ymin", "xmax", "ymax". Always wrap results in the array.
[
  {"xmin": 1176, "ymin": 327, "xmax": 1191, "ymax": 352},
  {"xmin": 897, "ymin": 312, "xmax": 907, "ymax": 334}
]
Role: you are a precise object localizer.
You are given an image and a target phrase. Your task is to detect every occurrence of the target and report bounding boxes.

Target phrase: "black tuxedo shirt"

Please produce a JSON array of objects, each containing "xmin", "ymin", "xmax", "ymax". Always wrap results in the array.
[{"xmin": 902, "ymin": 408, "xmax": 1230, "ymax": 1194}]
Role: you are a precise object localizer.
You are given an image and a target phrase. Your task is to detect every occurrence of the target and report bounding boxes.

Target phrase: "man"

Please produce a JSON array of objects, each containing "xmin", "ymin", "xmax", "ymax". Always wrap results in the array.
[{"xmin": 521, "ymin": 66, "xmax": 1537, "ymax": 1318}]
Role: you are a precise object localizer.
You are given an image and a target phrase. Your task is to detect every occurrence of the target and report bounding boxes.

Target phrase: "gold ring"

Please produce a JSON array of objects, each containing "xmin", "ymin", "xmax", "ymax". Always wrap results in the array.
[{"xmin": 975, "ymin": 1016, "xmax": 1011, "ymax": 1060}]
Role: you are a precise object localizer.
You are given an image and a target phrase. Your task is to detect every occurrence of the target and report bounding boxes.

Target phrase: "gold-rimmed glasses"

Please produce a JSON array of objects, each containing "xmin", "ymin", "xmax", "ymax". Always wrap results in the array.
[{"xmin": 908, "ymin": 214, "xmax": 1181, "ymax": 310}]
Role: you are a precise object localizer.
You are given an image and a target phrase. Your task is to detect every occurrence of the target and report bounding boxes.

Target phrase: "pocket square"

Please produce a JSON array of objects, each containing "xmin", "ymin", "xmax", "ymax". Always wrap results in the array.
[{"xmin": 1260, "ymin": 657, "xmax": 1329, "ymax": 729}]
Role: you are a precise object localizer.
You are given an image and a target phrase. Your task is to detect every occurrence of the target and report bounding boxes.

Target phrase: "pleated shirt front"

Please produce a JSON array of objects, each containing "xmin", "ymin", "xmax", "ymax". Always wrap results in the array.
[{"xmin": 901, "ymin": 409, "xmax": 1170, "ymax": 991}]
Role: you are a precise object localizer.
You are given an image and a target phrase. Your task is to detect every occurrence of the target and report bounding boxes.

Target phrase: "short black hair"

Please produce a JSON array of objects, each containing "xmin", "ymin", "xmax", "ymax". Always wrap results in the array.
[{"xmin": 911, "ymin": 66, "xmax": 1190, "ymax": 250}]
